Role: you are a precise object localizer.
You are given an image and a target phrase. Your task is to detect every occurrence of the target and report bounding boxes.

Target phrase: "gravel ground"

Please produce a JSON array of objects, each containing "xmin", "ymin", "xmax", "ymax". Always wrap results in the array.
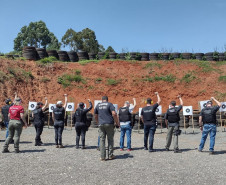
[{"xmin": 0, "ymin": 126, "xmax": 226, "ymax": 185}]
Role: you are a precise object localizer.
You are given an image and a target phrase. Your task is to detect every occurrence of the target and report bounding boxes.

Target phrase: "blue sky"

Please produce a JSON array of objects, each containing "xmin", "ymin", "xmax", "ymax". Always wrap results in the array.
[{"xmin": 1, "ymin": 0, "xmax": 226, "ymax": 53}]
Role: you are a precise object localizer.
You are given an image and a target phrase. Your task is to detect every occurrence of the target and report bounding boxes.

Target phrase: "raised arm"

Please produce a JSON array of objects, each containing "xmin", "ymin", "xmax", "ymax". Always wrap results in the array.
[
  {"xmin": 63, "ymin": 94, "xmax": 68, "ymax": 109},
  {"xmin": 13, "ymin": 92, "xmax": 18, "ymax": 104},
  {"xmin": 211, "ymin": 97, "xmax": 221, "ymax": 107},
  {"xmin": 133, "ymin": 98, "xmax": 136, "ymax": 108},
  {"xmin": 155, "ymin": 92, "xmax": 161, "ymax": 105},
  {"xmin": 42, "ymin": 97, "xmax": 48, "ymax": 111},
  {"xmin": 86, "ymin": 99, "xmax": 93, "ymax": 112},
  {"xmin": 178, "ymin": 95, "xmax": 183, "ymax": 106}
]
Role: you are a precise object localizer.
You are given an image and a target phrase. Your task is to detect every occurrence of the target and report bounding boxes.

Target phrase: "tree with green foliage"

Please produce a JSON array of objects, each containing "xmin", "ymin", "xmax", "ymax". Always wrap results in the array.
[
  {"xmin": 105, "ymin": 46, "xmax": 115, "ymax": 53},
  {"xmin": 14, "ymin": 20, "xmax": 60, "ymax": 51}
]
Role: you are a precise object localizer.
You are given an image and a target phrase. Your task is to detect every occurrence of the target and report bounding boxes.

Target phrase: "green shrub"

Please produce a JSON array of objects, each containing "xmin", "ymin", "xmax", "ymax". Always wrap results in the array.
[
  {"xmin": 58, "ymin": 73, "xmax": 85, "ymax": 88},
  {"xmin": 145, "ymin": 62, "xmax": 162, "ymax": 69},
  {"xmin": 78, "ymin": 60, "xmax": 99, "ymax": 65},
  {"xmin": 75, "ymin": 69, "xmax": 81, "ymax": 75},
  {"xmin": 107, "ymin": 78, "xmax": 120, "ymax": 85},
  {"xmin": 125, "ymin": 53, "xmax": 131, "ymax": 60},
  {"xmin": 197, "ymin": 61, "xmax": 215, "ymax": 72},
  {"xmin": 154, "ymin": 74, "xmax": 176, "ymax": 83},
  {"xmin": 218, "ymin": 75, "xmax": 226, "ymax": 83},
  {"xmin": 181, "ymin": 72, "xmax": 196, "ymax": 83},
  {"xmin": 8, "ymin": 67, "xmax": 34, "ymax": 81},
  {"xmin": 95, "ymin": 77, "xmax": 102, "ymax": 83},
  {"xmin": 39, "ymin": 56, "xmax": 57, "ymax": 64}
]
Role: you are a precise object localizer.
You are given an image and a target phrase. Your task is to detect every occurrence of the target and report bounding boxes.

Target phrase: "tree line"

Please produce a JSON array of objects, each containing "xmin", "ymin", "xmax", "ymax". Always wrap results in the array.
[{"xmin": 13, "ymin": 20, "xmax": 115, "ymax": 54}]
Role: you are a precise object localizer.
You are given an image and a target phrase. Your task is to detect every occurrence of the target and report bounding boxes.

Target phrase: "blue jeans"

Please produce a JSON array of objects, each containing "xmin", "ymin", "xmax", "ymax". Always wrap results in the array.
[
  {"xmin": 4, "ymin": 121, "xmax": 9, "ymax": 138},
  {"xmin": 199, "ymin": 124, "xmax": 217, "ymax": 151},
  {"xmin": 120, "ymin": 124, "xmax": 132, "ymax": 149},
  {"xmin": 144, "ymin": 124, "xmax": 157, "ymax": 150}
]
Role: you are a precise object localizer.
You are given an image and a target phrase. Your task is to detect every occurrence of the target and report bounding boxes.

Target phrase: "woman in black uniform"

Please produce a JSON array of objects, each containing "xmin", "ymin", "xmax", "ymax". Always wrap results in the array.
[
  {"xmin": 73, "ymin": 99, "xmax": 92, "ymax": 149},
  {"xmin": 32, "ymin": 97, "xmax": 48, "ymax": 146},
  {"xmin": 53, "ymin": 94, "xmax": 67, "ymax": 148}
]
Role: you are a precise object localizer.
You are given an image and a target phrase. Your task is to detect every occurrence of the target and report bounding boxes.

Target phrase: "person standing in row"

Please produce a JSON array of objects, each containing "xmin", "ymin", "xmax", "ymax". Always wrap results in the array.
[
  {"xmin": 118, "ymin": 98, "xmax": 136, "ymax": 151},
  {"xmin": 141, "ymin": 92, "xmax": 161, "ymax": 152},
  {"xmin": 198, "ymin": 97, "xmax": 221, "ymax": 155},
  {"xmin": 73, "ymin": 99, "xmax": 92, "ymax": 149},
  {"xmin": 2, "ymin": 97, "xmax": 28, "ymax": 153},
  {"xmin": 165, "ymin": 95, "xmax": 183, "ymax": 153},
  {"xmin": 32, "ymin": 97, "xmax": 48, "ymax": 146},
  {"xmin": 1, "ymin": 92, "xmax": 17, "ymax": 141},
  {"xmin": 53, "ymin": 94, "xmax": 67, "ymax": 148},
  {"xmin": 95, "ymin": 96, "xmax": 119, "ymax": 161}
]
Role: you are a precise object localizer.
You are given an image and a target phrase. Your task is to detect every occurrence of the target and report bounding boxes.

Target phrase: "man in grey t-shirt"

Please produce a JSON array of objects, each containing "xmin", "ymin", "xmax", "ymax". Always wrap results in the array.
[{"xmin": 94, "ymin": 96, "xmax": 119, "ymax": 161}]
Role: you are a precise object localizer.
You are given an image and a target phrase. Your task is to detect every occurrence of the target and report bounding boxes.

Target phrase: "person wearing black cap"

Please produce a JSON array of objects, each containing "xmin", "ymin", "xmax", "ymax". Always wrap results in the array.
[
  {"xmin": 141, "ymin": 92, "xmax": 161, "ymax": 152},
  {"xmin": 53, "ymin": 94, "xmax": 67, "ymax": 148},
  {"xmin": 73, "ymin": 99, "xmax": 92, "ymax": 149},
  {"xmin": 1, "ymin": 92, "xmax": 17, "ymax": 140},
  {"xmin": 165, "ymin": 95, "xmax": 183, "ymax": 153},
  {"xmin": 198, "ymin": 97, "xmax": 221, "ymax": 155},
  {"xmin": 32, "ymin": 97, "xmax": 48, "ymax": 146}
]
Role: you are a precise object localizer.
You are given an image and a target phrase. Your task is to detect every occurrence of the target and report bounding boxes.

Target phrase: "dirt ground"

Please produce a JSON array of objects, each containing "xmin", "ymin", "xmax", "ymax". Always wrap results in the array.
[
  {"xmin": 0, "ymin": 58, "xmax": 225, "ymax": 113},
  {"xmin": 0, "ymin": 126, "xmax": 225, "ymax": 185}
]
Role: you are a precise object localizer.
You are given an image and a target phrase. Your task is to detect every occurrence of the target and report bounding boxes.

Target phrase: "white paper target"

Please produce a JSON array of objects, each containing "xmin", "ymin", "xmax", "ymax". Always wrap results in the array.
[
  {"xmin": 200, "ymin": 100, "xmax": 209, "ymax": 110},
  {"xmin": 220, "ymin": 102, "xmax": 226, "ymax": 112},
  {"xmin": 113, "ymin": 104, "xmax": 118, "ymax": 113},
  {"xmin": 94, "ymin": 100, "xmax": 102, "ymax": 108},
  {"xmin": 28, "ymin": 102, "xmax": 37, "ymax": 111},
  {"xmin": 66, "ymin": 103, "xmax": 75, "ymax": 112},
  {"xmin": 77, "ymin": 103, "xmax": 87, "ymax": 109},
  {"xmin": 139, "ymin": 108, "xmax": 142, "ymax": 117},
  {"xmin": 49, "ymin": 104, "xmax": 56, "ymax": 113},
  {"xmin": 155, "ymin": 105, "xmax": 162, "ymax": 115},
  {"xmin": 183, "ymin": 106, "xmax": 193, "ymax": 116}
]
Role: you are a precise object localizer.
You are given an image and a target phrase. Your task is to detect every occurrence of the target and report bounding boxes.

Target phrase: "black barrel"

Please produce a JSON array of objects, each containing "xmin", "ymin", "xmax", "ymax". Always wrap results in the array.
[
  {"xmin": 88, "ymin": 53, "xmax": 97, "ymax": 60},
  {"xmin": 23, "ymin": 46, "xmax": 37, "ymax": 60},
  {"xmin": 13, "ymin": 55, "xmax": 20, "ymax": 58},
  {"xmin": 36, "ymin": 48, "xmax": 48, "ymax": 59},
  {"xmin": 57, "ymin": 51, "xmax": 70, "ymax": 61},
  {"xmin": 98, "ymin": 52, "xmax": 106, "ymax": 59},
  {"xmin": 77, "ymin": 51, "xmax": 88, "ymax": 61},
  {"xmin": 205, "ymin": 52, "xmax": 214, "ymax": 61},
  {"xmin": 218, "ymin": 53, "xmax": 225, "ymax": 61},
  {"xmin": 162, "ymin": 53, "xmax": 170, "ymax": 60},
  {"xmin": 194, "ymin": 53, "xmax": 204, "ymax": 60},
  {"xmin": 149, "ymin": 53, "xmax": 159, "ymax": 60},
  {"xmin": 47, "ymin": 50, "xmax": 59, "ymax": 60},
  {"xmin": 6, "ymin": 55, "xmax": 14, "ymax": 59},
  {"xmin": 171, "ymin": 52, "xmax": 181, "ymax": 59},
  {"xmin": 67, "ymin": 51, "xmax": 79, "ymax": 62},
  {"xmin": 119, "ymin": 53, "xmax": 126, "ymax": 60},
  {"xmin": 130, "ymin": 52, "xmax": 141, "ymax": 60},
  {"xmin": 109, "ymin": 52, "xmax": 117, "ymax": 59},
  {"xmin": 182, "ymin": 53, "xmax": 192, "ymax": 60},
  {"xmin": 141, "ymin": 53, "xmax": 149, "ymax": 61}
]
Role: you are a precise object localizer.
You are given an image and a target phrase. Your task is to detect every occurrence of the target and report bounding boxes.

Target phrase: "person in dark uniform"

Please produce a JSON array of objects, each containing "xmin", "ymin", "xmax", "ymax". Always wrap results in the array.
[
  {"xmin": 32, "ymin": 97, "xmax": 48, "ymax": 146},
  {"xmin": 198, "ymin": 97, "xmax": 221, "ymax": 155},
  {"xmin": 165, "ymin": 95, "xmax": 183, "ymax": 153},
  {"xmin": 94, "ymin": 96, "xmax": 119, "ymax": 161},
  {"xmin": 1, "ymin": 92, "xmax": 17, "ymax": 140},
  {"xmin": 53, "ymin": 94, "xmax": 67, "ymax": 148},
  {"xmin": 141, "ymin": 92, "xmax": 161, "ymax": 152},
  {"xmin": 73, "ymin": 99, "xmax": 92, "ymax": 149}
]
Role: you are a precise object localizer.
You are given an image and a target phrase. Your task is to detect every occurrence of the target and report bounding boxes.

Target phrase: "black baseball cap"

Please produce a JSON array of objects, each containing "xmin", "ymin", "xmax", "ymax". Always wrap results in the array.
[{"xmin": 37, "ymin": 102, "xmax": 44, "ymax": 105}]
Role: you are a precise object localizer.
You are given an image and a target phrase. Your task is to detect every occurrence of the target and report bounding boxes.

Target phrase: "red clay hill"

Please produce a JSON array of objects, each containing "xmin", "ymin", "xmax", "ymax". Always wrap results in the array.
[{"xmin": 0, "ymin": 58, "xmax": 225, "ymax": 113}]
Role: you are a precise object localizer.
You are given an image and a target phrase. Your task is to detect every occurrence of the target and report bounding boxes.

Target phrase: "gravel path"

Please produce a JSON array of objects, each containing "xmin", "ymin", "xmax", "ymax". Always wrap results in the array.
[{"xmin": 0, "ymin": 126, "xmax": 226, "ymax": 185}]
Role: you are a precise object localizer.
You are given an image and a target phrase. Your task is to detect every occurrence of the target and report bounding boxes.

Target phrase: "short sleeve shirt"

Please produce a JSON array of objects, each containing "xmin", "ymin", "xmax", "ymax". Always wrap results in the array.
[
  {"xmin": 94, "ymin": 102, "xmax": 115, "ymax": 125},
  {"xmin": 141, "ymin": 103, "xmax": 159, "ymax": 125},
  {"xmin": 165, "ymin": 105, "xmax": 183, "ymax": 120},
  {"xmin": 9, "ymin": 105, "xmax": 24, "ymax": 120}
]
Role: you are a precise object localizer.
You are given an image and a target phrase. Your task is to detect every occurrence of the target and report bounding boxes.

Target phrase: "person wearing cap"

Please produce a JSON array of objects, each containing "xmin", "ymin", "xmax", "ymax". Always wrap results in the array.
[
  {"xmin": 32, "ymin": 97, "xmax": 48, "ymax": 146},
  {"xmin": 165, "ymin": 95, "xmax": 183, "ymax": 153},
  {"xmin": 198, "ymin": 97, "xmax": 221, "ymax": 155},
  {"xmin": 1, "ymin": 92, "xmax": 17, "ymax": 140},
  {"xmin": 73, "ymin": 99, "xmax": 92, "ymax": 149},
  {"xmin": 94, "ymin": 96, "xmax": 119, "ymax": 161},
  {"xmin": 118, "ymin": 98, "xmax": 136, "ymax": 151},
  {"xmin": 52, "ymin": 94, "xmax": 67, "ymax": 148},
  {"xmin": 141, "ymin": 92, "xmax": 161, "ymax": 152},
  {"xmin": 2, "ymin": 96, "xmax": 28, "ymax": 153}
]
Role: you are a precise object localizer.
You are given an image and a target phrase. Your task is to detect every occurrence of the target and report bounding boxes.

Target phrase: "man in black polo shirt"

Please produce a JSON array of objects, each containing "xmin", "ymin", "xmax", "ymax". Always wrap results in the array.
[
  {"xmin": 141, "ymin": 92, "xmax": 161, "ymax": 152},
  {"xmin": 198, "ymin": 97, "xmax": 221, "ymax": 155},
  {"xmin": 165, "ymin": 95, "xmax": 183, "ymax": 153},
  {"xmin": 94, "ymin": 96, "xmax": 119, "ymax": 161}
]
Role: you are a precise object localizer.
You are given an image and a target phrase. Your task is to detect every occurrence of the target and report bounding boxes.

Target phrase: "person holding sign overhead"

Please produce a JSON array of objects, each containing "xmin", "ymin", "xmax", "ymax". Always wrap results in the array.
[
  {"xmin": 118, "ymin": 98, "xmax": 136, "ymax": 151},
  {"xmin": 73, "ymin": 99, "xmax": 92, "ymax": 149},
  {"xmin": 198, "ymin": 97, "xmax": 221, "ymax": 155},
  {"xmin": 141, "ymin": 92, "xmax": 161, "ymax": 152},
  {"xmin": 165, "ymin": 95, "xmax": 183, "ymax": 153},
  {"xmin": 53, "ymin": 94, "xmax": 67, "ymax": 148},
  {"xmin": 32, "ymin": 97, "xmax": 48, "ymax": 146}
]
